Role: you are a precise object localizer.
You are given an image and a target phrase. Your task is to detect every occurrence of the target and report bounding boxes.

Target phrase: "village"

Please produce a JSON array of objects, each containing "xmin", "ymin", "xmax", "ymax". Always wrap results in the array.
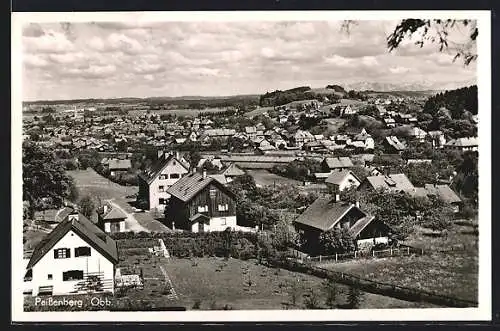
[{"xmin": 22, "ymin": 84, "xmax": 479, "ymax": 311}]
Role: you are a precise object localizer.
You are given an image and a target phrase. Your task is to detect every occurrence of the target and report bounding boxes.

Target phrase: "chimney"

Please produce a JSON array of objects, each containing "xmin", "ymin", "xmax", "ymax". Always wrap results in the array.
[
  {"xmin": 172, "ymin": 221, "xmax": 175, "ymax": 231},
  {"xmin": 157, "ymin": 149, "xmax": 164, "ymax": 160},
  {"xmin": 103, "ymin": 204, "xmax": 108, "ymax": 215},
  {"xmin": 355, "ymin": 200, "xmax": 360, "ymax": 208},
  {"xmin": 335, "ymin": 193, "xmax": 341, "ymax": 202},
  {"xmin": 175, "ymin": 150, "xmax": 180, "ymax": 160},
  {"xmin": 203, "ymin": 170, "xmax": 207, "ymax": 179}
]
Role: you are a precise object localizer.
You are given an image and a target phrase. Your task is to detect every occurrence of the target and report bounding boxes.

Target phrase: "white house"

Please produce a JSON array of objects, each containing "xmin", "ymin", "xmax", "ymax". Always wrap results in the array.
[
  {"xmin": 325, "ymin": 169, "xmax": 362, "ymax": 193},
  {"xmin": 137, "ymin": 151, "xmax": 190, "ymax": 211},
  {"xmin": 24, "ymin": 212, "xmax": 118, "ymax": 296},
  {"xmin": 444, "ymin": 137, "xmax": 478, "ymax": 152}
]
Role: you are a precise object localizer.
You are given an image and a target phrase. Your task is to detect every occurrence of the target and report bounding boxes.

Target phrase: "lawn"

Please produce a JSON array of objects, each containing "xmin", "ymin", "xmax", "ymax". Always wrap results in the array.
[
  {"xmin": 67, "ymin": 169, "xmax": 137, "ymax": 200},
  {"xmin": 320, "ymin": 222, "xmax": 478, "ymax": 303},
  {"xmin": 247, "ymin": 170, "xmax": 301, "ymax": 187},
  {"xmin": 244, "ymin": 106, "xmax": 275, "ymax": 118}
]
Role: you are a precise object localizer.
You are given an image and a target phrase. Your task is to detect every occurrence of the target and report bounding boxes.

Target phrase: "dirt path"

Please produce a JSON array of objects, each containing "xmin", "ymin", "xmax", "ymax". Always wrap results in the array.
[{"xmin": 106, "ymin": 199, "xmax": 149, "ymax": 233}]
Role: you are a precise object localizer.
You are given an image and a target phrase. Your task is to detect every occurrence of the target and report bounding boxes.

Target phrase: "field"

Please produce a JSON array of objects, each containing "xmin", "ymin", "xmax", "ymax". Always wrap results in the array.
[
  {"xmin": 116, "ymin": 240, "xmax": 434, "ymax": 310},
  {"xmin": 67, "ymin": 169, "xmax": 136, "ymax": 199},
  {"xmin": 244, "ymin": 106, "xmax": 275, "ymax": 118},
  {"xmin": 319, "ymin": 221, "xmax": 478, "ymax": 303},
  {"xmin": 247, "ymin": 170, "xmax": 301, "ymax": 187},
  {"xmin": 324, "ymin": 118, "xmax": 347, "ymax": 134}
]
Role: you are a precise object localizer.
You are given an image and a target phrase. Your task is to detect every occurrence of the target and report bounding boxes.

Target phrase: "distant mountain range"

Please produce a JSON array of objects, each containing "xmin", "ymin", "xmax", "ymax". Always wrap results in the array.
[{"xmin": 343, "ymin": 79, "xmax": 476, "ymax": 93}]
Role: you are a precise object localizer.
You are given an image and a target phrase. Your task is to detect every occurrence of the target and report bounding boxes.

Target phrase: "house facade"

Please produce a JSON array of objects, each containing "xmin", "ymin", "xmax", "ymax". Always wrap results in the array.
[
  {"xmin": 293, "ymin": 195, "xmax": 391, "ymax": 255},
  {"xmin": 165, "ymin": 171, "xmax": 238, "ymax": 232},
  {"xmin": 137, "ymin": 152, "xmax": 189, "ymax": 211},
  {"xmin": 24, "ymin": 212, "xmax": 118, "ymax": 296}
]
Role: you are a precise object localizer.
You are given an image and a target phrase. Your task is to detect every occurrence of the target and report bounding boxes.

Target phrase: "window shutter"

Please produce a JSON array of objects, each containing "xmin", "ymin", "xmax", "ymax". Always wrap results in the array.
[
  {"xmin": 54, "ymin": 250, "xmax": 58, "ymax": 258},
  {"xmin": 66, "ymin": 248, "xmax": 71, "ymax": 258}
]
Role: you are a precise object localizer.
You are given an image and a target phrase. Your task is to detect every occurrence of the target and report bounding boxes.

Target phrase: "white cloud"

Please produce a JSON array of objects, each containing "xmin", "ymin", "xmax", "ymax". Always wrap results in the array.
[
  {"xmin": 323, "ymin": 54, "xmax": 355, "ymax": 67},
  {"xmin": 389, "ymin": 66, "xmax": 411, "ymax": 74},
  {"xmin": 23, "ymin": 30, "xmax": 74, "ymax": 53}
]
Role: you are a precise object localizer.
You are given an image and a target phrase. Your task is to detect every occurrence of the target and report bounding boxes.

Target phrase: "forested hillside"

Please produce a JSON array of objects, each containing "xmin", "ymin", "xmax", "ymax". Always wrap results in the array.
[{"xmin": 423, "ymin": 85, "xmax": 477, "ymax": 118}]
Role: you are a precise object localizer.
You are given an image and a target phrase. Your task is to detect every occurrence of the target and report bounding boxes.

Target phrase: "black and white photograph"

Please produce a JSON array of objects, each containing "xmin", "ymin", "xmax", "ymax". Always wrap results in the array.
[{"xmin": 11, "ymin": 11, "xmax": 491, "ymax": 322}]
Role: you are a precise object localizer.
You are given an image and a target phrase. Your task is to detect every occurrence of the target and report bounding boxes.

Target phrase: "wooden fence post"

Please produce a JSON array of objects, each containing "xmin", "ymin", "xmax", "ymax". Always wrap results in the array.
[
  {"xmin": 354, "ymin": 251, "xmax": 357, "ymax": 258},
  {"xmin": 421, "ymin": 248, "xmax": 424, "ymax": 255},
  {"xmin": 372, "ymin": 250, "xmax": 375, "ymax": 257},
  {"xmin": 407, "ymin": 247, "xmax": 410, "ymax": 255},
  {"xmin": 390, "ymin": 248, "xmax": 393, "ymax": 256},
  {"xmin": 319, "ymin": 255, "xmax": 322, "ymax": 263},
  {"xmin": 335, "ymin": 253, "xmax": 337, "ymax": 262}
]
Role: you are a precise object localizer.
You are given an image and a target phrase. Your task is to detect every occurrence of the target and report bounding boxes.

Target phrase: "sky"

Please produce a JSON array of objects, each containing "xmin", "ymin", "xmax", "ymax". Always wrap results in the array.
[{"xmin": 21, "ymin": 20, "xmax": 477, "ymax": 101}]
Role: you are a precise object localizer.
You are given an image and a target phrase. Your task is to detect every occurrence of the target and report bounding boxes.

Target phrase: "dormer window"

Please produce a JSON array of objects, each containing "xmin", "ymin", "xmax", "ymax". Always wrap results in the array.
[
  {"xmin": 198, "ymin": 205, "xmax": 208, "ymax": 213},
  {"xmin": 75, "ymin": 246, "xmax": 91, "ymax": 257}
]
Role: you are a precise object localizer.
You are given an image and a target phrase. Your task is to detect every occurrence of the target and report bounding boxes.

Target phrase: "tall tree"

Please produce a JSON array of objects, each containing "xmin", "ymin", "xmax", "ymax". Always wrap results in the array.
[{"xmin": 23, "ymin": 142, "xmax": 74, "ymax": 217}]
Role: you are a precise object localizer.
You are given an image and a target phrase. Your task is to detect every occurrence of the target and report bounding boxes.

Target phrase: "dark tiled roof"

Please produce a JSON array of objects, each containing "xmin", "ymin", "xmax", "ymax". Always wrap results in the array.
[
  {"xmin": 323, "ymin": 157, "xmax": 354, "ymax": 169},
  {"xmin": 293, "ymin": 197, "xmax": 357, "ymax": 231},
  {"xmin": 167, "ymin": 172, "xmax": 235, "ymax": 202},
  {"xmin": 27, "ymin": 213, "xmax": 118, "ymax": 269}
]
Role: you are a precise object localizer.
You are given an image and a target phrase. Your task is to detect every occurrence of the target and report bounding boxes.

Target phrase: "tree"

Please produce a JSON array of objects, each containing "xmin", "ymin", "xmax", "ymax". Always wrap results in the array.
[
  {"xmin": 324, "ymin": 279, "xmax": 340, "ymax": 309},
  {"xmin": 318, "ymin": 228, "xmax": 356, "ymax": 255},
  {"xmin": 79, "ymin": 195, "xmax": 95, "ymax": 220},
  {"xmin": 23, "ymin": 142, "xmax": 74, "ymax": 217},
  {"xmin": 346, "ymin": 284, "xmax": 363, "ymax": 309},
  {"xmin": 303, "ymin": 288, "xmax": 321, "ymax": 309},
  {"xmin": 272, "ymin": 215, "xmax": 300, "ymax": 251},
  {"xmin": 387, "ymin": 19, "xmax": 478, "ymax": 66}
]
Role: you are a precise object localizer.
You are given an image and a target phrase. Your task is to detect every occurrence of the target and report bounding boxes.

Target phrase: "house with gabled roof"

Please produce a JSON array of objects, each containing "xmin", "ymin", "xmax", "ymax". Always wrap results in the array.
[
  {"xmin": 24, "ymin": 211, "xmax": 118, "ymax": 296},
  {"xmin": 137, "ymin": 152, "xmax": 190, "ymax": 211},
  {"xmin": 97, "ymin": 204, "xmax": 127, "ymax": 233},
  {"xmin": 325, "ymin": 169, "xmax": 361, "ymax": 193},
  {"xmin": 293, "ymin": 194, "xmax": 391, "ymax": 255},
  {"xmin": 444, "ymin": 137, "xmax": 478, "ymax": 152},
  {"xmin": 221, "ymin": 163, "xmax": 246, "ymax": 183},
  {"xmin": 165, "ymin": 171, "xmax": 238, "ymax": 233}
]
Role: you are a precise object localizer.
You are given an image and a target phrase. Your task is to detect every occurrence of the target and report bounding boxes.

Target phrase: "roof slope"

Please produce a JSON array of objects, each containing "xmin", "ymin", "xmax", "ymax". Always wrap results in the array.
[
  {"xmin": 348, "ymin": 215, "xmax": 376, "ymax": 237},
  {"xmin": 138, "ymin": 154, "xmax": 189, "ymax": 184},
  {"xmin": 323, "ymin": 157, "xmax": 354, "ymax": 169},
  {"xmin": 102, "ymin": 206, "xmax": 127, "ymax": 220},
  {"xmin": 222, "ymin": 163, "xmax": 246, "ymax": 177},
  {"xmin": 27, "ymin": 213, "xmax": 118, "ymax": 269},
  {"xmin": 325, "ymin": 170, "xmax": 360, "ymax": 185},
  {"xmin": 166, "ymin": 172, "xmax": 235, "ymax": 202},
  {"xmin": 293, "ymin": 197, "xmax": 358, "ymax": 231},
  {"xmin": 364, "ymin": 174, "xmax": 415, "ymax": 193},
  {"xmin": 424, "ymin": 184, "xmax": 462, "ymax": 204}
]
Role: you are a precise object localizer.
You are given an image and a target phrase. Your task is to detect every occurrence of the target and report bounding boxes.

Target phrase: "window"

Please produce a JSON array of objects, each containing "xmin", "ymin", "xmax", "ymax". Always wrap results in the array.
[
  {"xmin": 198, "ymin": 205, "xmax": 208, "ymax": 213},
  {"xmin": 159, "ymin": 185, "xmax": 165, "ymax": 192},
  {"xmin": 54, "ymin": 248, "xmax": 70, "ymax": 259},
  {"xmin": 62, "ymin": 270, "xmax": 84, "ymax": 281},
  {"xmin": 74, "ymin": 246, "xmax": 91, "ymax": 257},
  {"xmin": 159, "ymin": 198, "xmax": 166, "ymax": 205},
  {"xmin": 170, "ymin": 173, "xmax": 180, "ymax": 179},
  {"xmin": 159, "ymin": 175, "xmax": 167, "ymax": 180},
  {"xmin": 47, "ymin": 274, "xmax": 53, "ymax": 280},
  {"xmin": 209, "ymin": 188, "xmax": 217, "ymax": 198},
  {"xmin": 218, "ymin": 204, "xmax": 229, "ymax": 212},
  {"xmin": 220, "ymin": 218, "xmax": 226, "ymax": 225}
]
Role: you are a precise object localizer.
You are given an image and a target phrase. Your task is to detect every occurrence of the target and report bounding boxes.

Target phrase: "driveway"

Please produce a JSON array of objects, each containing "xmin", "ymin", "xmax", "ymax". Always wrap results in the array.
[{"xmin": 106, "ymin": 199, "xmax": 149, "ymax": 233}]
